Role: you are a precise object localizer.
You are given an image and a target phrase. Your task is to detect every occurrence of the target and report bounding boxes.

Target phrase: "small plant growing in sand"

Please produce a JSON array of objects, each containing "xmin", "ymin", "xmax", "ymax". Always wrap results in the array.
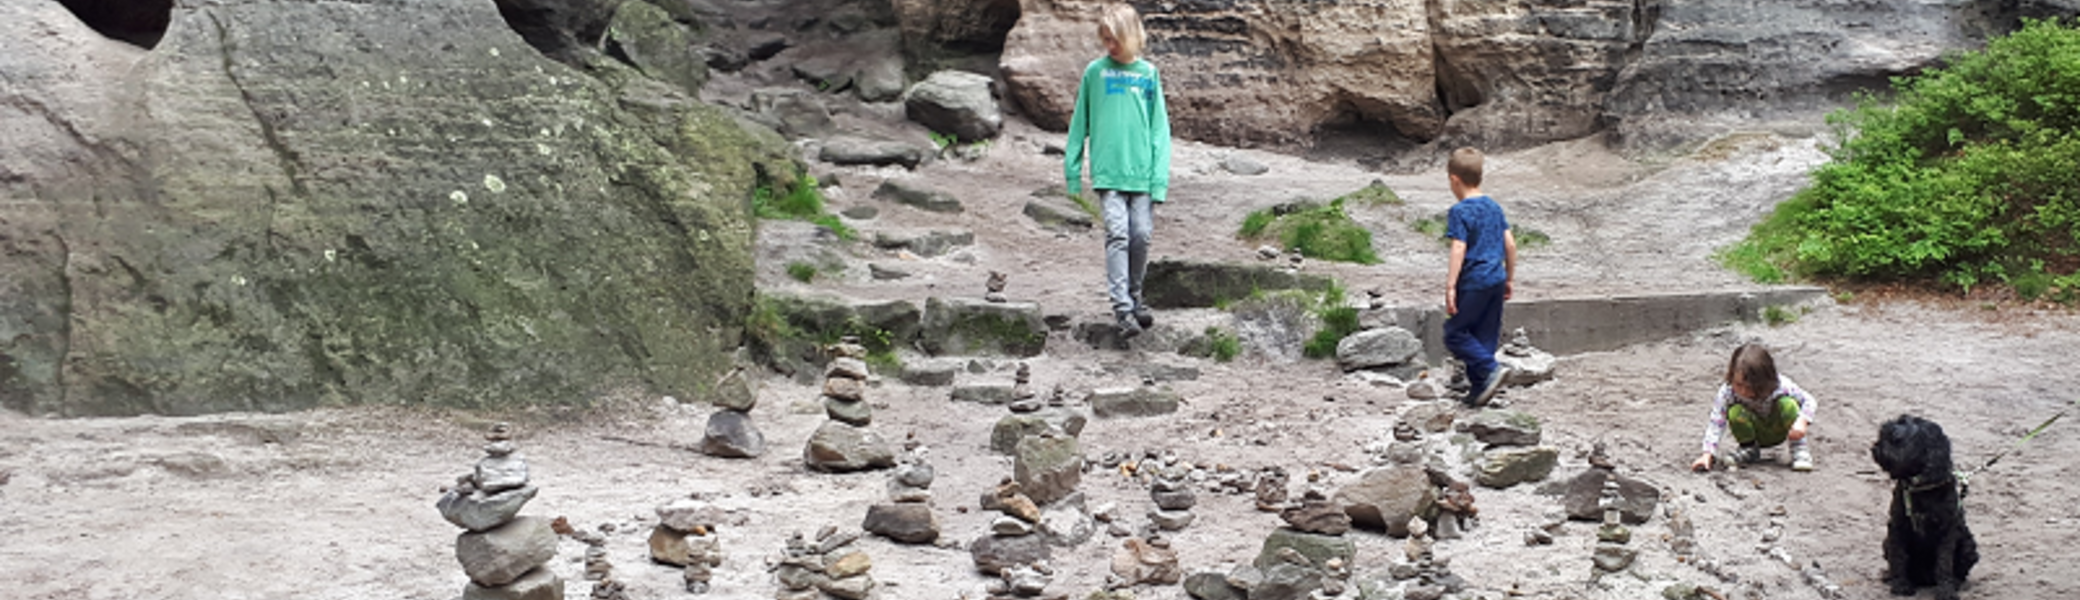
[
  {"xmin": 786, "ymin": 262, "xmax": 818, "ymax": 283},
  {"xmin": 754, "ymin": 172, "xmax": 854, "ymax": 240},
  {"xmin": 1237, "ymin": 198, "xmax": 1381, "ymax": 264},
  {"xmin": 1205, "ymin": 327, "xmax": 1242, "ymax": 362}
]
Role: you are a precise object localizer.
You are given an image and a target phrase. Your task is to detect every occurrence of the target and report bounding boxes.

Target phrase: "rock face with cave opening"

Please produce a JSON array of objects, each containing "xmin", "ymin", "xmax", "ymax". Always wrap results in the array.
[
  {"xmin": 0, "ymin": 0, "xmax": 791, "ymax": 415},
  {"xmin": 994, "ymin": 0, "xmax": 2067, "ymax": 151}
]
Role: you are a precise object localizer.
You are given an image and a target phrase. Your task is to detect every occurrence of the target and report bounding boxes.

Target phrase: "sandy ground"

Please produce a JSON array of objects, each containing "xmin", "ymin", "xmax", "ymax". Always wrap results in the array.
[{"xmin": 5, "ymin": 123, "xmax": 2080, "ymax": 600}]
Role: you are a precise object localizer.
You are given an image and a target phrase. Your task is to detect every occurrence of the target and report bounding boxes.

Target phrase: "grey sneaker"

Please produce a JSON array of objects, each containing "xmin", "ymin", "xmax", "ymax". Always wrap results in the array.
[
  {"xmin": 1133, "ymin": 306, "xmax": 1154, "ymax": 329},
  {"xmin": 1116, "ymin": 312, "xmax": 1143, "ymax": 339},
  {"xmin": 1791, "ymin": 445, "xmax": 1814, "ymax": 472},
  {"xmin": 1471, "ymin": 366, "xmax": 1513, "ymax": 407}
]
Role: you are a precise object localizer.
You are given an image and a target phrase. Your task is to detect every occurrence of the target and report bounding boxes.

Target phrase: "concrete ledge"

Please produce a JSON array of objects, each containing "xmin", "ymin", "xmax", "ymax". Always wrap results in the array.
[{"xmin": 1375, "ymin": 287, "xmax": 1831, "ymax": 363}]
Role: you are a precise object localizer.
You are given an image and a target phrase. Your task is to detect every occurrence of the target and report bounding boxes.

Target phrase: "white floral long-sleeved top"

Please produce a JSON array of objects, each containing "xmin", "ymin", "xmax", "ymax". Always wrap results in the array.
[{"xmin": 1700, "ymin": 375, "xmax": 1817, "ymax": 454}]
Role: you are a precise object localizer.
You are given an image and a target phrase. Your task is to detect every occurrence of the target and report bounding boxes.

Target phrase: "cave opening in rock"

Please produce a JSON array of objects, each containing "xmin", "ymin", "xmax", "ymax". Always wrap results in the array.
[
  {"xmin": 56, "ymin": 0, "xmax": 173, "ymax": 49},
  {"xmin": 492, "ymin": 0, "xmax": 615, "ymax": 63},
  {"xmin": 1306, "ymin": 104, "xmax": 1424, "ymax": 168}
]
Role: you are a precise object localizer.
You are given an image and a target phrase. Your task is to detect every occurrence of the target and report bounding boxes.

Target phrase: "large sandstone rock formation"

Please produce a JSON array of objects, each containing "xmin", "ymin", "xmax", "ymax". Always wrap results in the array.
[
  {"xmin": 0, "ymin": 0, "xmax": 793, "ymax": 415},
  {"xmin": 991, "ymin": 0, "xmax": 2074, "ymax": 151}
]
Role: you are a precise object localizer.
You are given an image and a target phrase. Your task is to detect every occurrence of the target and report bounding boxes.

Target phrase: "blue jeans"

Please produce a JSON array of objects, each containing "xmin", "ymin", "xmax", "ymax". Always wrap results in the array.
[
  {"xmin": 1101, "ymin": 189, "xmax": 1153, "ymax": 315},
  {"xmin": 1445, "ymin": 282, "xmax": 1506, "ymax": 395}
]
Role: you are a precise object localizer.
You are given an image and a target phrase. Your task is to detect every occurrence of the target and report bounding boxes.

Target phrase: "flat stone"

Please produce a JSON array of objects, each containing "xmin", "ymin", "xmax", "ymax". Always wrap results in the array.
[
  {"xmin": 872, "ymin": 180, "xmax": 965, "ymax": 214},
  {"xmin": 819, "ymin": 136, "xmax": 929, "ymax": 169},
  {"xmin": 904, "ymin": 70, "xmax": 1002, "ymax": 142},
  {"xmin": 456, "ymin": 517, "xmax": 558, "ymax": 586},
  {"xmin": 991, "ymin": 409, "xmax": 1089, "ymax": 454},
  {"xmin": 474, "ymin": 453, "xmax": 529, "ymax": 493},
  {"xmin": 899, "ymin": 361, "xmax": 958, "ymax": 386},
  {"xmin": 461, "ymin": 566, "xmax": 563, "ymax": 600},
  {"xmin": 699, "ymin": 410, "xmax": 765, "ymax": 458},
  {"xmin": 992, "ymin": 515, "xmax": 1035, "ymax": 536},
  {"xmin": 1252, "ymin": 528, "xmax": 1355, "ymax": 572},
  {"xmin": 1088, "ymin": 386, "xmax": 1181, "ymax": 418},
  {"xmin": 1334, "ymin": 465, "xmax": 1436, "ymax": 536},
  {"xmin": 862, "ymin": 503, "xmax": 939, "ymax": 544},
  {"xmin": 826, "ymin": 357, "xmax": 870, "ymax": 380},
  {"xmin": 1039, "ymin": 501, "xmax": 1095, "ymax": 546},
  {"xmin": 804, "ymin": 421, "xmax": 896, "ymax": 472},
  {"xmin": 774, "ymin": 563, "xmax": 825, "ymax": 591},
  {"xmin": 1592, "ymin": 543, "xmax": 1638, "ymax": 572},
  {"xmin": 655, "ymin": 498, "xmax": 726, "ymax": 533},
  {"xmin": 1013, "ymin": 433, "xmax": 1083, "ymax": 505},
  {"xmin": 871, "ymin": 229, "xmax": 974, "ymax": 258},
  {"xmin": 1149, "ymin": 507, "xmax": 1196, "ymax": 530},
  {"xmin": 438, "ymin": 484, "xmax": 538, "ymax": 532},
  {"xmin": 1222, "ymin": 155, "xmax": 1270, "ymax": 176},
  {"xmin": 841, "ymin": 205, "xmax": 880, "ymax": 220},
  {"xmin": 647, "ymin": 526, "xmax": 719, "ymax": 566},
  {"xmin": 1023, "ymin": 196, "xmax": 1095, "ymax": 230},
  {"xmin": 1401, "ymin": 401, "xmax": 1456, "ymax": 433},
  {"xmin": 825, "ymin": 397, "xmax": 873, "ymax": 426},
  {"xmin": 825, "ymin": 551, "xmax": 871, "ymax": 578},
  {"xmin": 1335, "ymin": 327, "xmax": 1423, "ymax": 372},
  {"xmin": 1496, "ymin": 344, "xmax": 1558, "ymax": 385},
  {"xmin": 1183, "ymin": 569, "xmax": 1247, "ymax": 600},
  {"xmin": 1110, "ymin": 537, "xmax": 1183, "ymax": 585},
  {"xmin": 970, "ymin": 532, "xmax": 1053, "ymax": 575},
  {"xmin": 919, "ymin": 297, "xmax": 1047, "ymax": 357},
  {"xmin": 819, "ymin": 574, "xmax": 876, "ymax": 600},
  {"xmin": 951, "ymin": 383, "xmax": 1019, "ymax": 405},
  {"xmin": 1250, "ymin": 562, "xmax": 1322, "ymax": 600},
  {"xmin": 824, "ymin": 376, "xmax": 866, "ymax": 402},
  {"xmin": 1142, "ymin": 259, "xmax": 1334, "ymax": 309},
  {"xmin": 1455, "ymin": 410, "xmax": 1542, "ymax": 447},
  {"xmin": 1477, "ymin": 446, "xmax": 1560, "ymax": 488},
  {"xmin": 1153, "ymin": 488, "xmax": 1197, "ymax": 511},
  {"xmin": 1279, "ymin": 500, "xmax": 1352, "ymax": 536}
]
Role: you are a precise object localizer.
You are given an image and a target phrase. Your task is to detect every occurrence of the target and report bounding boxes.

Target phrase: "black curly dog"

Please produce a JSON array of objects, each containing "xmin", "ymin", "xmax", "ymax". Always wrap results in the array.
[{"xmin": 1871, "ymin": 415, "xmax": 1979, "ymax": 600}]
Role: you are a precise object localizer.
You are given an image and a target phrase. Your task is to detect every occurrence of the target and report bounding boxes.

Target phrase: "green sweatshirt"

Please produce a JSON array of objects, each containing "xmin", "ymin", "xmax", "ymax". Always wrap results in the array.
[{"xmin": 1064, "ymin": 56, "xmax": 1172, "ymax": 202}]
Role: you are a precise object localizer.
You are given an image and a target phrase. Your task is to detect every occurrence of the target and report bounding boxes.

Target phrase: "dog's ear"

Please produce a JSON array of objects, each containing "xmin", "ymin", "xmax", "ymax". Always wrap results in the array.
[{"xmin": 1915, "ymin": 416, "xmax": 1954, "ymax": 478}]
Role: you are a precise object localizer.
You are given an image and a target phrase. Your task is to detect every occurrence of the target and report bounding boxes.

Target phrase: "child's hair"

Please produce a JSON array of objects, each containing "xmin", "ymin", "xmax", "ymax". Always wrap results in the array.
[
  {"xmin": 1098, "ymin": 4, "xmax": 1146, "ymax": 60},
  {"xmin": 1725, "ymin": 343, "xmax": 1779, "ymax": 403},
  {"xmin": 1447, "ymin": 147, "xmax": 1484, "ymax": 186}
]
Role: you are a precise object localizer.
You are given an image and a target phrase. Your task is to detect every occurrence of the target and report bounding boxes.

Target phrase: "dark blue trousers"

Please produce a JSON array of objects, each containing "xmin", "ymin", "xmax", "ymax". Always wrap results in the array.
[{"xmin": 1445, "ymin": 283, "xmax": 1507, "ymax": 396}]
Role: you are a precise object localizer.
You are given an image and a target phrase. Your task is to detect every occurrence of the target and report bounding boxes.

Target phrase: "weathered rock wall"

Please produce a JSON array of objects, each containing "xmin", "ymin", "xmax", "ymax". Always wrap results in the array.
[
  {"xmin": 0, "ymin": 0, "xmax": 792, "ymax": 415},
  {"xmin": 990, "ymin": 0, "xmax": 2074, "ymax": 152}
]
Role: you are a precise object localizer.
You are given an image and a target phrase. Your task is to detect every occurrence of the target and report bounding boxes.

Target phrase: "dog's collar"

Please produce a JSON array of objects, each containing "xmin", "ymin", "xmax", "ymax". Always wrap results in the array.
[{"xmin": 1897, "ymin": 473, "xmax": 1959, "ymax": 523}]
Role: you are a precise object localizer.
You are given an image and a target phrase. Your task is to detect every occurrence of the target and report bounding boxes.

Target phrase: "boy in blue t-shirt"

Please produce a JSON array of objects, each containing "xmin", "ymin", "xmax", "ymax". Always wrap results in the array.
[{"xmin": 1443, "ymin": 147, "xmax": 1519, "ymax": 407}]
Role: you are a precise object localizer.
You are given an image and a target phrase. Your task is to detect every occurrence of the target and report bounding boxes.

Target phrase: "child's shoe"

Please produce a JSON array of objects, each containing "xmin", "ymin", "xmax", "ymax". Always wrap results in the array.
[
  {"xmin": 1471, "ymin": 366, "xmax": 1513, "ymax": 407},
  {"xmin": 1133, "ymin": 305, "xmax": 1155, "ymax": 329},
  {"xmin": 1790, "ymin": 444, "xmax": 1814, "ymax": 472},
  {"xmin": 1115, "ymin": 312, "xmax": 1143, "ymax": 339},
  {"xmin": 1732, "ymin": 445, "xmax": 1761, "ymax": 465}
]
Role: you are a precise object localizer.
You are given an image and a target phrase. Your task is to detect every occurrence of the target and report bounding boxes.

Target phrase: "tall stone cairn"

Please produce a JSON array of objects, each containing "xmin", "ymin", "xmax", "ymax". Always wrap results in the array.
[
  {"xmin": 804, "ymin": 338, "xmax": 895, "ymax": 472},
  {"xmin": 437, "ymin": 423, "xmax": 563, "ymax": 600},
  {"xmin": 701, "ymin": 363, "xmax": 765, "ymax": 458},
  {"xmin": 649, "ymin": 498, "xmax": 724, "ymax": 593}
]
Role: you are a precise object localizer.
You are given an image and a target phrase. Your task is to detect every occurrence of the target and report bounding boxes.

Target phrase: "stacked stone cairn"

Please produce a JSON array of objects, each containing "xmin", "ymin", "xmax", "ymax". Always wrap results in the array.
[
  {"xmin": 1183, "ymin": 487, "xmax": 1355, "ymax": 599},
  {"xmin": 1590, "ymin": 479, "xmax": 1636, "ymax": 582},
  {"xmin": 701, "ymin": 360, "xmax": 765, "ymax": 458},
  {"xmin": 770, "ymin": 528, "xmax": 876, "ymax": 600},
  {"xmin": 985, "ymin": 270, "xmax": 1009, "ymax": 303},
  {"xmin": 805, "ymin": 338, "xmax": 895, "ymax": 472},
  {"xmin": 1375, "ymin": 516, "xmax": 1468, "ymax": 600},
  {"xmin": 1253, "ymin": 466, "xmax": 1289, "ymax": 511},
  {"xmin": 1146, "ymin": 461, "xmax": 1197, "ymax": 531},
  {"xmin": 861, "ymin": 444, "xmax": 941, "ymax": 544},
  {"xmin": 991, "ymin": 363, "xmax": 1089, "ymax": 455},
  {"xmin": 645, "ymin": 498, "xmax": 726, "ymax": 593},
  {"xmin": 436, "ymin": 423, "xmax": 562, "ymax": 600},
  {"xmin": 971, "ymin": 480, "xmax": 1054, "ymax": 583}
]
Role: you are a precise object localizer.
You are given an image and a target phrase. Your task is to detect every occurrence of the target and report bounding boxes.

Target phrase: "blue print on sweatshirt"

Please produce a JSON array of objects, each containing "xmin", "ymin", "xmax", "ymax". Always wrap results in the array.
[{"xmin": 1102, "ymin": 69, "xmax": 1153, "ymax": 100}]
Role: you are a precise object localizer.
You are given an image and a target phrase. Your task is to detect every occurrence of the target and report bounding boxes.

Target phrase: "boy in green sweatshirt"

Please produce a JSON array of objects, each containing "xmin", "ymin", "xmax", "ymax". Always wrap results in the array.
[{"xmin": 1065, "ymin": 3, "xmax": 1172, "ymax": 338}]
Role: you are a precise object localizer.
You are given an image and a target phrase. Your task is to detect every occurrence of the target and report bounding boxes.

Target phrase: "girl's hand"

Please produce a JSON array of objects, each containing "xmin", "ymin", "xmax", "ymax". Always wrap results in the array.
[
  {"xmin": 1788, "ymin": 418, "xmax": 1808, "ymax": 441},
  {"xmin": 1690, "ymin": 452, "xmax": 1713, "ymax": 472}
]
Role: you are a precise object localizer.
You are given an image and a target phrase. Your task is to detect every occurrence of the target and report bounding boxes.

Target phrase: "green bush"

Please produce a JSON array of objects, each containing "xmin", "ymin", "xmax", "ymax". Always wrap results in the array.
[
  {"xmin": 1301, "ymin": 284, "xmax": 1361, "ymax": 359},
  {"xmin": 786, "ymin": 262, "xmax": 818, "ymax": 283},
  {"xmin": 755, "ymin": 173, "xmax": 855, "ymax": 240},
  {"xmin": 1237, "ymin": 198, "xmax": 1381, "ymax": 264},
  {"xmin": 1205, "ymin": 327, "xmax": 1241, "ymax": 362},
  {"xmin": 1723, "ymin": 19, "xmax": 2080, "ymax": 298}
]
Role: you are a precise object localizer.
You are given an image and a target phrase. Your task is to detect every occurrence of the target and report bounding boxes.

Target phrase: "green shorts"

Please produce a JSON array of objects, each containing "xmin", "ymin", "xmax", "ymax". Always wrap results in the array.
[{"xmin": 1727, "ymin": 394, "xmax": 1802, "ymax": 448}]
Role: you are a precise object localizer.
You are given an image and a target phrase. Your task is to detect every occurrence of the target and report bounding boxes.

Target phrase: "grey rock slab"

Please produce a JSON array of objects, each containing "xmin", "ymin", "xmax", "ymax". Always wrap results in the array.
[
  {"xmin": 438, "ymin": 484, "xmax": 539, "ymax": 532},
  {"xmin": 990, "ymin": 409, "xmax": 1088, "ymax": 454},
  {"xmin": 1221, "ymin": 155, "xmax": 1270, "ymax": 176},
  {"xmin": 1334, "ymin": 465, "xmax": 1436, "ymax": 537},
  {"xmin": 826, "ymin": 357, "xmax": 870, "ymax": 380},
  {"xmin": 461, "ymin": 565, "xmax": 563, "ymax": 600},
  {"xmin": 608, "ymin": 1, "xmax": 709, "ymax": 96},
  {"xmin": 1497, "ymin": 345, "xmax": 1558, "ymax": 385},
  {"xmin": 1401, "ymin": 401, "xmax": 1456, "ymax": 433},
  {"xmin": 825, "ymin": 397, "xmax": 873, "ymax": 426},
  {"xmin": 868, "ymin": 263, "xmax": 910, "ymax": 280},
  {"xmin": 854, "ymin": 54, "xmax": 906, "ymax": 102},
  {"xmin": 1142, "ymin": 259, "xmax": 1334, "ymax": 309},
  {"xmin": 753, "ymin": 87, "xmax": 836, "ymax": 139},
  {"xmin": 818, "ymin": 574, "xmax": 876, "ymax": 600},
  {"xmin": 1149, "ymin": 507, "xmax": 1196, "ymax": 530},
  {"xmin": 951, "ymin": 382, "xmax": 1019, "ymax": 405},
  {"xmin": 1023, "ymin": 196, "xmax": 1095, "ymax": 230},
  {"xmin": 474, "ymin": 454, "xmax": 529, "ymax": 493},
  {"xmin": 1477, "ymin": 446, "xmax": 1560, "ymax": 489},
  {"xmin": 700, "ymin": 410, "xmax": 765, "ymax": 458},
  {"xmin": 1184, "ymin": 569, "xmax": 1248, "ymax": 600},
  {"xmin": 840, "ymin": 205, "xmax": 878, "ymax": 220},
  {"xmin": 918, "ymin": 297, "xmax": 1047, "ymax": 357},
  {"xmin": 655, "ymin": 498, "xmax": 727, "ymax": 533},
  {"xmin": 803, "ymin": 421, "xmax": 896, "ymax": 472},
  {"xmin": 456, "ymin": 517, "xmax": 558, "ymax": 587},
  {"xmin": 899, "ymin": 360, "xmax": 958, "ymax": 386},
  {"xmin": 1250, "ymin": 562, "xmax": 1324, "ymax": 600},
  {"xmin": 819, "ymin": 136, "xmax": 929, "ymax": 168},
  {"xmin": 1454, "ymin": 410, "xmax": 1542, "ymax": 447},
  {"xmin": 1039, "ymin": 502, "xmax": 1095, "ymax": 546},
  {"xmin": 1335, "ymin": 327, "xmax": 1423, "ymax": 372},
  {"xmin": 1153, "ymin": 488, "xmax": 1197, "ymax": 511},
  {"xmin": 862, "ymin": 503, "xmax": 939, "ymax": 544},
  {"xmin": 1088, "ymin": 386, "xmax": 1181, "ymax": 418},
  {"xmin": 904, "ymin": 70, "xmax": 1002, "ymax": 142},
  {"xmin": 870, "ymin": 229, "xmax": 974, "ymax": 257},
  {"xmin": 872, "ymin": 180, "xmax": 965, "ymax": 214},
  {"xmin": 1252, "ymin": 527, "xmax": 1355, "ymax": 572}
]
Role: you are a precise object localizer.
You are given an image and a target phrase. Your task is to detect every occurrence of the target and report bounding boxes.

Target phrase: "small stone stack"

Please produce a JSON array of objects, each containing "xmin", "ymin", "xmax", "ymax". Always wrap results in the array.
[
  {"xmin": 648, "ymin": 498, "xmax": 724, "ymax": 594},
  {"xmin": 986, "ymin": 271, "xmax": 1009, "ymax": 303},
  {"xmin": 701, "ymin": 362, "xmax": 765, "ymax": 459},
  {"xmin": 1253, "ymin": 466, "xmax": 1289, "ymax": 511},
  {"xmin": 805, "ymin": 338, "xmax": 895, "ymax": 472},
  {"xmin": 1107, "ymin": 536, "xmax": 1182, "ymax": 588},
  {"xmin": 862, "ymin": 445, "xmax": 941, "ymax": 544},
  {"xmin": 772, "ymin": 528, "xmax": 876, "ymax": 600},
  {"xmin": 1147, "ymin": 464, "xmax": 1196, "ymax": 531},
  {"xmin": 989, "ymin": 561, "xmax": 1061, "ymax": 599},
  {"xmin": 991, "ymin": 365, "xmax": 1089, "ymax": 455},
  {"xmin": 971, "ymin": 480, "xmax": 1055, "ymax": 576},
  {"xmin": 1433, "ymin": 481, "xmax": 1477, "ymax": 540},
  {"xmin": 1591, "ymin": 479, "xmax": 1637, "ymax": 582},
  {"xmin": 1377, "ymin": 516, "xmax": 1467, "ymax": 600},
  {"xmin": 436, "ymin": 423, "xmax": 562, "ymax": 600}
]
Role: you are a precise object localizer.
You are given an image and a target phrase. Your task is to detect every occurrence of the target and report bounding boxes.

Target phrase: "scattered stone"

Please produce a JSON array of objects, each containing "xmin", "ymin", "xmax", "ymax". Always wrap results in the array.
[
  {"xmin": 1184, "ymin": 570, "xmax": 1247, "ymax": 600},
  {"xmin": 1013, "ymin": 433, "xmax": 1083, "ymax": 505},
  {"xmin": 1253, "ymin": 528, "xmax": 1355, "ymax": 571},
  {"xmin": 862, "ymin": 503, "xmax": 939, "ymax": 544},
  {"xmin": 904, "ymin": 70, "xmax": 1002, "ymax": 142},
  {"xmin": 867, "ymin": 262, "xmax": 910, "ymax": 282},
  {"xmin": 439, "ymin": 485, "xmax": 540, "ymax": 533},
  {"xmin": 1024, "ymin": 196, "xmax": 1096, "ymax": 230},
  {"xmin": 826, "ymin": 357, "xmax": 870, "ymax": 380},
  {"xmin": 953, "ymin": 382, "xmax": 1021, "ymax": 405},
  {"xmin": 1110, "ymin": 537, "xmax": 1183, "ymax": 586},
  {"xmin": 1475, "ymin": 447, "xmax": 1559, "ymax": 488},
  {"xmin": 871, "ymin": 228, "xmax": 975, "ymax": 257},
  {"xmin": 700, "ymin": 409, "xmax": 766, "ymax": 458},
  {"xmin": 1525, "ymin": 529, "xmax": 1554, "ymax": 545},
  {"xmin": 971, "ymin": 532, "xmax": 1054, "ymax": 575},
  {"xmin": 1334, "ymin": 466, "xmax": 1436, "ymax": 536},
  {"xmin": 457, "ymin": 517, "xmax": 559, "ymax": 587},
  {"xmin": 1334, "ymin": 327, "xmax": 1423, "ymax": 372},
  {"xmin": 1255, "ymin": 467, "xmax": 1290, "ymax": 511},
  {"xmin": 1088, "ymin": 386, "xmax": 1182, "ymax": 418},
  {"xmin": 1221, "ymin": 155, "xmax": 1270, "ymax": 176},
  {"xmin": 1497, "ymin": 328, "xmax": 1558, "ymax": 386},
  {"xmin": 804, "ymin": 421, "xmax": 896, "ymax": 472},
  {"xmin": 818, "ymin": 574, "xmax": 876, "ymax": 600},
  {"xmin": 1402, "ymin": 402, "xmax": 1456, "ymax": 433},
  {"xmin": 823, "ymin": 376, "xmax": 866, "ymax": 402},
  {"xmin": 1405, "ymin": 376, "xmax": 1445, "ymax": 400},
  {"xmin": 1251, "ymin": 562, "xmax": 1323, "ymax": 600},
  {"xmin": 992, "ymin": 410, "xmax": 1089, "ymax": 453},
  {"xmin": 461, "ymin": 566, "xmax": 563, "ymax": 600},
  {"xmin": 819, "ymin": 136, "xmax": 929, "ymax": 169},
  {"xmin": 655, "ymin": 498, "xmax": 726, "ymax": 534},
  {"xmin": 842, "ymin": 205, "xmax": 880, "ymax": 220},
  {"xmin": 1455, "ymin": 410, "xmax": 1543, "ymax": 447},
  {"xmin": 899, "ymin": 360, "xmax": 958, "ymax": 386},
  {"xmin": 993, "ymin": 515, "xmax": 1037, "ymax": 536},
  {"xmin": 1563, "ymin": 469, "xmax": 1661, "ymax": 524},
  {"xmin": 1279, "ymin": 491, "xmax": 1352, "ymax": 536}
]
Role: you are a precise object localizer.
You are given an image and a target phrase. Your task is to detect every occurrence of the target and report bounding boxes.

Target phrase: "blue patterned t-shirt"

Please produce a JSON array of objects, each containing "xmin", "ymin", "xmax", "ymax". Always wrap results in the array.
[{"xmin": 1446, "ymin": 195, "xmax": 1511, "ymax": 291}]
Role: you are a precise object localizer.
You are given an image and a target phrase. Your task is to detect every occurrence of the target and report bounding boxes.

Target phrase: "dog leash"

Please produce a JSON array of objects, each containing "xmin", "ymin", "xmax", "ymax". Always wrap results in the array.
[{"xmin": 1954, "ymin": 395, "xmax": 2080, "ymax": 498}]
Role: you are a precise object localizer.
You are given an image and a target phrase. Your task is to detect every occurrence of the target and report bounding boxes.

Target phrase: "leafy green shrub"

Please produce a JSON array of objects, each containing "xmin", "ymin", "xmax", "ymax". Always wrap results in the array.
[
  {"xmin": 786, "ymin": 262, "xmax": 818, "ymax": 283},
  {"xmin": 1762, "ymin": 305, "xmax": 1800, "ymax": 327},
  {"xmin": 1338, "ymin": 181, "xmax": 1403, "ymax": 206},
  {"xmin": 1237, "ymin": 199, "xmax": 1381, "ymax": 264},
  {"xmin": 1300, "ymin": 284, "xmax": 1361, "ymax": 359},
  {"xmin": 1205, "ymin": 327, "xmax": 1242, "ymax": 362},
  {"xmin": 1722, "ymin": 19, "xmax": 2080, "ymax": 298}
]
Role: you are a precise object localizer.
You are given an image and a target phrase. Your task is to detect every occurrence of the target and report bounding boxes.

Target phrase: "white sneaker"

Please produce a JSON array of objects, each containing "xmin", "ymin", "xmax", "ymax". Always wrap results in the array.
[
  {"xmin": 1791, "ymin": 445, "xmax": 1814, "ymax": 472},
  {"xmin": 1471, "ymin": 367, "xmax": 1512, "ymax": 407}
]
